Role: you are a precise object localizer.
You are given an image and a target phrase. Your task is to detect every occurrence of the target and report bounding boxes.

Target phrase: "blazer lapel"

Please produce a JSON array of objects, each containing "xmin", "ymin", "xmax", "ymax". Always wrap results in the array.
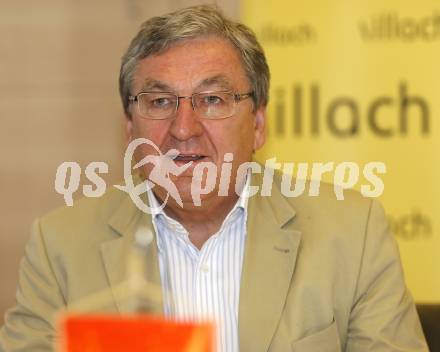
[
  {"xmin": 100, "ymin": 193, "xmax": 163, "ymax": 315},
  {"xmin": 239, "ymin": 177, "xmax": 302, "ymax": 351}
]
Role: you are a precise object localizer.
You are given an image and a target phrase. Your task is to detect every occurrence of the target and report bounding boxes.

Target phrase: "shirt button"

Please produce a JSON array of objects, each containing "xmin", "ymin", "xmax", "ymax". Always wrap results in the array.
[{"xmin": 200, "ymin": 264, "xmax": 210, "ymax": 273}]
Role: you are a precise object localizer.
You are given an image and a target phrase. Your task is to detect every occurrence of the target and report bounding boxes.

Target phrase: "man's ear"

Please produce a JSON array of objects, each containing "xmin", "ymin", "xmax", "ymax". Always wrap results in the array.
[
  {"xmin": 253, "ymin": 105, "xmax": 266, "ymax": 151},
  {"xmin": 125, "ymin": 116, "xmax": 134, "ymax": 147}
]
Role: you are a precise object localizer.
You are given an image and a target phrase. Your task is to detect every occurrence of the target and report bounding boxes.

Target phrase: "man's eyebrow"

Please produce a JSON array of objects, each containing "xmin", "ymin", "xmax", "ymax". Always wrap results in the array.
[
  {"xmin": 141, "ymin": 76, "xmax": 234, "ymax": 92},
  {"xmin": 195, "ymin": 75, "xmax": 234, "ymax": 91},
  {"xmin": 141, "ymin": 79, "xmax": 173, "ymax": 92}
]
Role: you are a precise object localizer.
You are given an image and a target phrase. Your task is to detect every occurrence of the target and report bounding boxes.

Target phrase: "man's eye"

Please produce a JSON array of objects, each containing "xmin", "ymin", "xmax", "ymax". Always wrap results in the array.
[
  {"xmin": 203, "ymin": 95, "xmax": 224, "ymax": 105},
  {"xmin": 151, "ymin": 97, "xmax": 172, "ymax": 107}
]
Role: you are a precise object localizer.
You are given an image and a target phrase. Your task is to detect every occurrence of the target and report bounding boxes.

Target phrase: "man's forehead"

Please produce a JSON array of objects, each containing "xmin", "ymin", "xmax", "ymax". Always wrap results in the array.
[{"xmin": 133, "ymin": 37, "xmax": 249, "ymax": 93}]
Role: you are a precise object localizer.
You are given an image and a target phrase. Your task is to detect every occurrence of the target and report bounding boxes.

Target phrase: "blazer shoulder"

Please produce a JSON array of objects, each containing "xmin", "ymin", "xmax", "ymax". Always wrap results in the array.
[
  {"xmin": 273, "ymin": 171, "xmax": 375, "ymax": 219},
  {"xmin": 269, "ymin": 172, "xmax": 386, "ymax": 246},
  {"xmin": 37, "ymin": 186, "xmax": 132, "ymax": 246}
]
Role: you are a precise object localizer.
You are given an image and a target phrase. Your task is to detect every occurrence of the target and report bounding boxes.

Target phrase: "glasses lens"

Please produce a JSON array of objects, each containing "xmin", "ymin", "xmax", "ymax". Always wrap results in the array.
[
  {"xmin": 138, "ymin": 93, "xmax": 177, "ymax": 119},
  {"xmin": 194, "ymin": 92, "xmax": 234, "ymax": 119}
]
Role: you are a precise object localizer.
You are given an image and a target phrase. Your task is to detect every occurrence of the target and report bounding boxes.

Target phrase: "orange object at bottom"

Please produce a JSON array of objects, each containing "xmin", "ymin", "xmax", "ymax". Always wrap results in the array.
[{"xmin": 59, "ymin": 314, "xmax": 214, "ymax": 352}]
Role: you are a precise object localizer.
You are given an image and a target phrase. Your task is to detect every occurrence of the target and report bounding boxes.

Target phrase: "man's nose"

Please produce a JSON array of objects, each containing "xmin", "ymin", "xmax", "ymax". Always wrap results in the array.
[{"xmin": 168, "ymin": 97, "xmax": 204, "ymax": 141}]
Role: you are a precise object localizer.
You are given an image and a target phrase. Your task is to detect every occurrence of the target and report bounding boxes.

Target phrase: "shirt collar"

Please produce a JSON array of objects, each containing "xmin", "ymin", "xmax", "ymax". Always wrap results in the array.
[{"xmin": 147, "ymin": 173, "xmax": 250, "ymax": 218}]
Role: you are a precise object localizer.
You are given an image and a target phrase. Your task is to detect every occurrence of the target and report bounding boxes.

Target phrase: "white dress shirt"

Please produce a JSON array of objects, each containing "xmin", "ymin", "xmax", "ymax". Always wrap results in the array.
[{"xmin": 147, "ymin": 184, "xmax": 248, "ymax": 352}]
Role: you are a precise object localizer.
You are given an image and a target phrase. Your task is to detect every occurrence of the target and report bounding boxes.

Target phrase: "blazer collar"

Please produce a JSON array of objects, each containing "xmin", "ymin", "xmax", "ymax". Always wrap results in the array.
[
  {"xmin": 102, "ymin": 193, "xmax": 163, "ymax": 315},
  {"xmin": 239, "ymin": 171, "xmax": 302, "ymax": 351}
]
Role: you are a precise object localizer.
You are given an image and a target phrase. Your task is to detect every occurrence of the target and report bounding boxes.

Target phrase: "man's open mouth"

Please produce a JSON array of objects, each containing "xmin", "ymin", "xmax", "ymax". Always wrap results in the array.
[{"xmin": 174, "ymin": 154, "xmax": 206, "ymax": 162}]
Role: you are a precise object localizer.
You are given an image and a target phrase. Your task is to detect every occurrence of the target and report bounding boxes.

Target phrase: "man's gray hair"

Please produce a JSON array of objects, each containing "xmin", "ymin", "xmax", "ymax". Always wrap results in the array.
[{"xmin": 119, "ymin": 4, "xmax": 270, "ymax": 118}]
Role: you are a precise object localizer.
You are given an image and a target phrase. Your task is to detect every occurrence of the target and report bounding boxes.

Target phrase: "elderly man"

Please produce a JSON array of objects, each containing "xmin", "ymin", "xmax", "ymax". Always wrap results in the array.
[{"xmin": 0, "ymin": 5, "xmax": 428, "ymax": 352}]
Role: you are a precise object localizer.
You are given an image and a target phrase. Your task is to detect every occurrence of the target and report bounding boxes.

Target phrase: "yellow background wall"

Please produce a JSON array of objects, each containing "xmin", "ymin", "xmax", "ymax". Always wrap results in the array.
[{"xmin": 243, "ymin": 0, "xmax": 439, "ymax": 302}]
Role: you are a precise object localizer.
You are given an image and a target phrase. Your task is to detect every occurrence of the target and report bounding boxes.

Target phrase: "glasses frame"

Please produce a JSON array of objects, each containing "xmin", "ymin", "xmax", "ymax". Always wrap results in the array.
[{"xmin": 128, "ymin": 90, "xmax": 254, "ymax": 120}]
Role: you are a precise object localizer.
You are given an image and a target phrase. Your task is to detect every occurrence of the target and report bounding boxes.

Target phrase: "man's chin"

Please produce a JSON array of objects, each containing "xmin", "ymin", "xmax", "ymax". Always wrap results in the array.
[{"xmin": 150, "ymin": 179, "xmax": 195, "ymax": 205}]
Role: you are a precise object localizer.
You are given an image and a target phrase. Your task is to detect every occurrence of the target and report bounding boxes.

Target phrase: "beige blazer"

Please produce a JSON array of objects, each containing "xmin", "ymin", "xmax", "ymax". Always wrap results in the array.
[{"xmin": 0, "ymin": 175, "xmax": 428, "ymax": 351}]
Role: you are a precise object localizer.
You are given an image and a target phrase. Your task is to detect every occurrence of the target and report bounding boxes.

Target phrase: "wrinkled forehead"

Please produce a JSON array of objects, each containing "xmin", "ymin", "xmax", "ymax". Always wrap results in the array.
[{"xmin": 132, "ymin": 36, "xmax": 250, "ymax": 93}]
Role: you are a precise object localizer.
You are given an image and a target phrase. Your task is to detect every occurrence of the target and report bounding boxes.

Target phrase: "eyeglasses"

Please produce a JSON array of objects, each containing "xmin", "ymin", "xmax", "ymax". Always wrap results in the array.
[{"xmin": 128, "ymin": 91, "xmax": 254, "ymax": 120}]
